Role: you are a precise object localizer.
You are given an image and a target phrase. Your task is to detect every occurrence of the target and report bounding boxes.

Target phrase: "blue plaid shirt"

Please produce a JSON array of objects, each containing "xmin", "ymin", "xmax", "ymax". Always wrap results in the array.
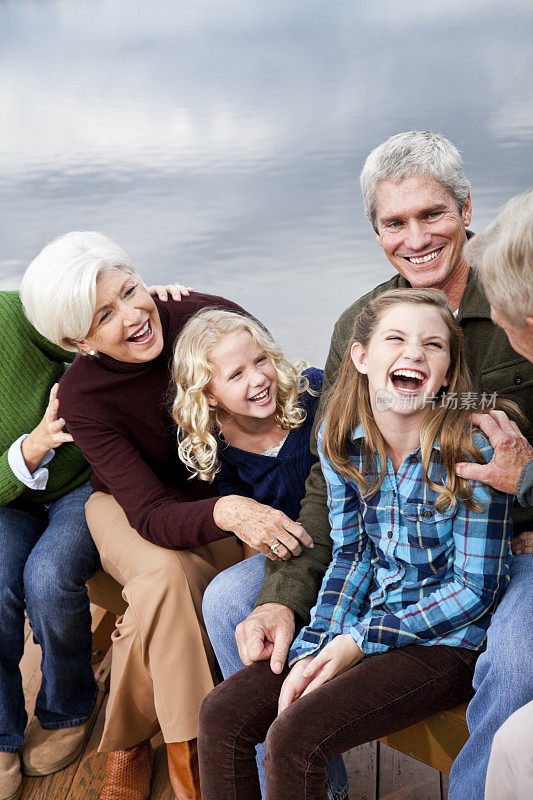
[{"xmin": 289, "ymin": 424, "xmax": 513, "ymax": 666}]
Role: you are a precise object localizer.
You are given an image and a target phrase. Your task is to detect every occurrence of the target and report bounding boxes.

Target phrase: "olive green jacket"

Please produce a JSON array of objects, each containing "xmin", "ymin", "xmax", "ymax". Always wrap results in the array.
[{"xmin": 256, "ymin": 270, "xmax": 533, "ymax": 623}]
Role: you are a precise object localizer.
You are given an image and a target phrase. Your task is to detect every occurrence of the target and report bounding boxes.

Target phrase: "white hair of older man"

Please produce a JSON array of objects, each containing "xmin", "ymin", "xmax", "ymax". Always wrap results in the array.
[
  {"xmin": 359, "ymin": 130, "xmax": 471, "ymax": 231},
  {"xmin": 465, "ymin": 191, "xmax": 533, "ymax": 328},
  {"xmin": 20, "ymin": 231, "xmax": 142, "ymax": 351}
]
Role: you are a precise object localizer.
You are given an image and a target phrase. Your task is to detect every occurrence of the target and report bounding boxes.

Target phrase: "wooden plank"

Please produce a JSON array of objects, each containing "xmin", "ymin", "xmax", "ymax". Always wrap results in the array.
[
  {"xmin": 20, "ymin": 629, "xmax": 42, "ymax": 723},
  {"xmin": 90, "ymin": 609, "xmax": 116, "ymax": 665},
  {"xmin": 378, "ymin": 703, "xmax": 468, "ymax": 775},
  {"xmin": 148, "ymin": 733, "xmax": 175, "ymax": 800},
  {"xmin": 378, "ymin": 742, "xmax": 441, "ymax": 800},
  {"xmin": 343, "ymin": 741, "xmax": 378, "ymax": 800},
  {"xmin": 94, "ymin": 648, "xmax": 112, "ymax": 694},
  {"xmin": 63, "ymin": 694, "xmax": 109, "ymax": 800}
]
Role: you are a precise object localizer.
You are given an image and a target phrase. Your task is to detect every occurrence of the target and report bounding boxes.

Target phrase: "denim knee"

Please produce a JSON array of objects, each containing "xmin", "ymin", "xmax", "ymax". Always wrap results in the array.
[
  {"xmin": 477, "ymin": 559, "xmax": 533, "ymax": 685},
  {"xmin": 202, "ymin": 569, "xmax": 237, "ymax": 638},
  {"xmin": 202, "ymin": 554, "xmax": 264, "ymax": 643},
  {"xmin": 23, "ymin": 549, "xmax": 79, "ymax": 610}
]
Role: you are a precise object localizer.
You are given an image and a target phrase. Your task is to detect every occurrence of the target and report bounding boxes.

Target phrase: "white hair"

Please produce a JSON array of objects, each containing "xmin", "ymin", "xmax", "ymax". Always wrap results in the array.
[
  {"xmin": 359, "ymin": 131, "xmax": 471, "ymax": 231},
  {"xmin": 20, "ymin": 231, "xmax": 141, "ymax": 351},
  {"xmin": 465, "ymin": 191, "xmax": 533, "ymax": 328}
]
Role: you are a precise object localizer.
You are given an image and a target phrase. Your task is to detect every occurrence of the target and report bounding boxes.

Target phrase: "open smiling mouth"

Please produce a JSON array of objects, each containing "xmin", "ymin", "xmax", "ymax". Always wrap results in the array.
[
  {"xmin": 128, "ymin": 319, "xmax": 153, "ymax": 344},
  {"xmin": 403, "ymin": 247, "xmax": 443, "ymax": 265},
  {"xmin": 248, "ymin": 387, "xmax": 271, "ymax": 404},
  {"xmin": 390, "ymin": 369, "xmax": 428, "ymax": 395}
]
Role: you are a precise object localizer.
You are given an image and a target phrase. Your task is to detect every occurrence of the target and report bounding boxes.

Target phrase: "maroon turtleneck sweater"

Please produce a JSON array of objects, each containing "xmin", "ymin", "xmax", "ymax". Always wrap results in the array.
[{"xmin": 58, "ymin": 293, "xmax": 245, "ymax": 549}]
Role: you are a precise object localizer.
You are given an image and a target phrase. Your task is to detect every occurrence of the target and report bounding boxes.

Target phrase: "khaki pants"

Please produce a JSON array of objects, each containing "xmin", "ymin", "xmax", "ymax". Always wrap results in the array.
[
  {"xmin": 85, "ymin": 492, "xmax": 243, "ymax": 751},
  {"xmin": 485, "ymin": 700, "xmax": 533, "ymax": 800}
]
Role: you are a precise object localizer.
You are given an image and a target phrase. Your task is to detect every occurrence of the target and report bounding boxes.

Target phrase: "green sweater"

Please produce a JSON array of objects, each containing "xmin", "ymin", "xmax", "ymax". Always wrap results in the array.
[
  {"xmin": 0, "ymin": 291, "xmax": 90, "ymax": 507},
  {"xmin": 257, "ymin": 270, "xmax": 533, "ymax": 622}
]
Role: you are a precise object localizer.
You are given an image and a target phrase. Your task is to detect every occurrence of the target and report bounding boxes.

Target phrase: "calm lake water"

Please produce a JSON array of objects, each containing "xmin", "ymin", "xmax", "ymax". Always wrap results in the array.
[{"xmin": 1, "ymin": 0, "xmax": 532, "ymax": 362}]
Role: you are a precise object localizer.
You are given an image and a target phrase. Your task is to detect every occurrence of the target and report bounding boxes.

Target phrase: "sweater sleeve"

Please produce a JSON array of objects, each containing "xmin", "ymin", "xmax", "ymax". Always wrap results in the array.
[
  {"xmin": 64, "ymin": 410, "xmax": 226, "ymax": 549},
  {"xmin": 0, "ymin": 450, "xmax": 27, "ymax": 506}
]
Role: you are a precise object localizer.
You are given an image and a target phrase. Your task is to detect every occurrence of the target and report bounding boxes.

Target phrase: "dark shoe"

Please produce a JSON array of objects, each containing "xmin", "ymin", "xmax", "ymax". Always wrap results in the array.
[
  {"xmin": 166, "ymin": 740, "xmax": 201, "ymax": 800},
  {"xmin": 100, "ymin": 741, "xmax": 153, "ymax": 800}
]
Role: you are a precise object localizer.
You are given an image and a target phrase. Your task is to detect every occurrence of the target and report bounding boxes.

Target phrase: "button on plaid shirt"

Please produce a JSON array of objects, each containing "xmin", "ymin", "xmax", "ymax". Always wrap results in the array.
[{"xmin": 289, "ymin": 424, "xmax": 513, "ymax": 666}]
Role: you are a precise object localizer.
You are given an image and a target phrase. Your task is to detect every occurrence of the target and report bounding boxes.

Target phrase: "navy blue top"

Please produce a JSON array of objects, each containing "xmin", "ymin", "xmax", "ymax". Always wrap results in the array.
[{"xmin": 217, "ymin": 367, "xmax": 323, "ymax": 521}]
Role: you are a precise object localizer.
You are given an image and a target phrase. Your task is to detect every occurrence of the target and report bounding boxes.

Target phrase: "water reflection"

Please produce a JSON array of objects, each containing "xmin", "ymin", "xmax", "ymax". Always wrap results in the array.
[{"xmin": 0, "ymin": 0, "xmax": 531, "ymax": 361}]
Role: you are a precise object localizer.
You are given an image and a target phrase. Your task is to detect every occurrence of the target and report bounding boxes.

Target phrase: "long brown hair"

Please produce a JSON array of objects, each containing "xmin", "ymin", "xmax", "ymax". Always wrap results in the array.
[{"xmin": 322, "ymin": 288, "xmax": 521, "ymax": 512}]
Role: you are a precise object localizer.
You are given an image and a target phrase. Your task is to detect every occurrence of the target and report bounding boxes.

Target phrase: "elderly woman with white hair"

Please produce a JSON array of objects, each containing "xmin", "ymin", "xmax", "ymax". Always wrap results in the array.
[
  {"xmin": 451, "ymin": 191, "xmax": 533, "ymax": 800},
  {"xmin": 20, "ymin": 231, "xmax": 313, "ymax": 800}
]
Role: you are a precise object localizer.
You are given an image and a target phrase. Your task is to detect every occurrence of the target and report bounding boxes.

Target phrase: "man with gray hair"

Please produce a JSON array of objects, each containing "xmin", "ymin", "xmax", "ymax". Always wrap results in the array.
[{"xmin": 204, "ymin": 131, "xmax": 533, "ymax": 800}]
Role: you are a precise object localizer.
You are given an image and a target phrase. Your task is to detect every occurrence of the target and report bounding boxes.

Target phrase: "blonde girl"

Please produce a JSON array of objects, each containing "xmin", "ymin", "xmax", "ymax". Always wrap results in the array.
[
  {"xmin": 172, "ymin": 309, "xmax": 322, "ymax": 537},
  {"xmin": 171, "ymin": 307, "xmax": 346, "ymax": 798},
  {"xmin": 198, "ymin": 288, "xmax": 518, "ymax": 800}
]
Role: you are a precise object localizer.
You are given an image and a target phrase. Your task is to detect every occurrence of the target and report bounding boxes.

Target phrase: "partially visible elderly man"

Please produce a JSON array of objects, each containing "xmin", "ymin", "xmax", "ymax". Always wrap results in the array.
[
  {"xmin": 222, "ymin": 132, "xmax": 533, "ymax": 800},
  {"xmin": 453, "ymin": 192, "xmax": 533, "ymax": 800}
]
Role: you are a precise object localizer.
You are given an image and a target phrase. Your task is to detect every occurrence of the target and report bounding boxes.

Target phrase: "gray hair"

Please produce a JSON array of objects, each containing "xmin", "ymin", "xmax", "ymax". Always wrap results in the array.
[
  {"xmin": 465, "ymin": 191, "xmax": 533, "ymax": 328},
  {"xmin": 359, "ymin": 131, "xmax": 471, "ymax": 231},
  {"xmin": 20, "ymin": 231, "xmax": 141, "ymax": 351}
]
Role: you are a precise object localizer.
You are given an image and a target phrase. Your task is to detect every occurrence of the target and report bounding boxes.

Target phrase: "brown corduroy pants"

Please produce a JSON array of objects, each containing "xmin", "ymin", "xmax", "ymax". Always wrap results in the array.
[
  {"xmin": 198, "ymin": 642, "xmax": 478, "ymax": 800},
  {"xmin": 85, "ymin": 491, "xmax": 243, "ymax": 752}
]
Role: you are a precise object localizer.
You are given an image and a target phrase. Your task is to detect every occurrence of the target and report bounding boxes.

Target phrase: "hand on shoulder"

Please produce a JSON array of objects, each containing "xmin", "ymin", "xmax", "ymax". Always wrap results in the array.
[{"xmin": 455, "ymin": 410, "xmax": 533, "ymax": 496}]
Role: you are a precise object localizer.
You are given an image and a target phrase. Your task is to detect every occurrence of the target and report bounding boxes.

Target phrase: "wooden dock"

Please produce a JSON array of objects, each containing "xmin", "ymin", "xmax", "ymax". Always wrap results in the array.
[{"xmin": 19, "ymin": 614, "xmax": 449, "ymax": 800}]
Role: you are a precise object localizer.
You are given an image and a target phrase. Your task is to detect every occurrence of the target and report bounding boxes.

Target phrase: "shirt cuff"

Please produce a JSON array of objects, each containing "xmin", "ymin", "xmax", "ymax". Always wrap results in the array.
[
  {"xmin": 350, "ymin": 621, "xmax": 389, "ymax": 655},
  {"xmin": 7, "ymin": 435, "xmax": 55, "ymax": 491},
  {"xmin": 517, "ymin": 458, "xmax": 533, "ymax": 507},
  {"xmin": 288, "ymin": 630, "xmax": 336, "ymax": 667}
]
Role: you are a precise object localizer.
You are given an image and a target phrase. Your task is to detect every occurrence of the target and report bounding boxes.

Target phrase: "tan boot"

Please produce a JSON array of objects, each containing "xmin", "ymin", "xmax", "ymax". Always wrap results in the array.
[
  {"xmin": 166, "ymin": 740, "xmax": 201, "ymax": 800},
  {"xmin": 0, "ymin": 753, "xmax": 22, "ymax": 800},
  {"xmin": 21, "ymin": 703, "xmax": 99, "ymax": 776},
  {"xmin": 100, "ymin": 741, "xmax": 153, "ymax": 800}
]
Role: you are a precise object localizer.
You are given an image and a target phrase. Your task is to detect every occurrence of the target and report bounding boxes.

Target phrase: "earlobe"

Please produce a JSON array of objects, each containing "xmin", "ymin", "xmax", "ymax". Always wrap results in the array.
[
  {"xmin": 205, "ymin": 393, "xmax": 218, "ymax": 408},
  {"xmin": 71, "ymin": 338, "xmax": 93, "ymax": 356},
  {"xmin": 351, "ymin": 342, "xmax": 368, "ymax": 374}
]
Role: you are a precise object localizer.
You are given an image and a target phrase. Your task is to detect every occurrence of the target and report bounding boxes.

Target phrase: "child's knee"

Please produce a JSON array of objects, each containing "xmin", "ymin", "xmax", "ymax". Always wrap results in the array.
[{"xmin": 265, "ymin": 706, "xmax": 309, "ymax": 766}]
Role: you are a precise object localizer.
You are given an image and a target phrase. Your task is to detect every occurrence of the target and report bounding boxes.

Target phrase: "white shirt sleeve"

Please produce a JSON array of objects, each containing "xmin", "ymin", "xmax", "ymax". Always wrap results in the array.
[{"xmin": 7, "ymin": 434, "xmax": 55, "ymax": 491}]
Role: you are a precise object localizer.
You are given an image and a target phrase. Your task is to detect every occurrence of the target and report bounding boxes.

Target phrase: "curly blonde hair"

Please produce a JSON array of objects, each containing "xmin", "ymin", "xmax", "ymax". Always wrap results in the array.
[{"xmin": 172, "ymin": 309, "xmax": 312, "ymax": 482}]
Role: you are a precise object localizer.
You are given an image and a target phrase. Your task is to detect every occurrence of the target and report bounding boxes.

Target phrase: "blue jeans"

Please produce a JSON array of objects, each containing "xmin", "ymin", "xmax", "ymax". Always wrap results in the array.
[
  {"xmin": 203, "ymin": 553, "xmax": 349, "ymax": 800},
  {"xmin": 448, "ymin": 555, "xmax": 533, "ymax": 800},
  {"xmin": 0, "ymin": 482, "xmax": 100, "ymax": 752}
]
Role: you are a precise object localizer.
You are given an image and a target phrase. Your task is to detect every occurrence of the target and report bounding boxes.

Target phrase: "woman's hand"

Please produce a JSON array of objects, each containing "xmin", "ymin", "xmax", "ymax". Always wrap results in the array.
[
  {"xmin": 21, "ymin": 384, "xmax": 74, "ymax": 473},
  {"xmin": 278, "ymin": 635, "xmax": 363, "ymax": 713},
  {"xmin": 213, "ymin": 495, "xmax": 314, "ymax": 561},
  {"xmin": 147, "ymin": 283, "xmax": 194, "ymax": 301}
]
